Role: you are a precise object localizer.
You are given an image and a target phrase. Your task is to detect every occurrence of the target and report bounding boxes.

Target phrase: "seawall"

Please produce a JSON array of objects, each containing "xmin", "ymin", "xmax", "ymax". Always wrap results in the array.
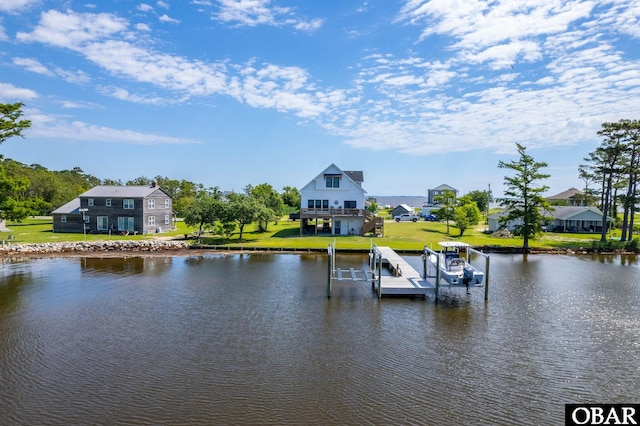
[{"xmin": 0, "ymin": 240, "xmax": 190, "ymax": 255}]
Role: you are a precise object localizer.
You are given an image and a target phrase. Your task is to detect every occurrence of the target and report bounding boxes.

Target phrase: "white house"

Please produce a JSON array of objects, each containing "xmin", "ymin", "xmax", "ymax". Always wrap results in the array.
[
  {"xmin": 548, "ymin": 206, "xmax": 612, "ymax": 232},
  {"xmin": 488, "ymin": 206, "xmax": 612, "ymax": 233},
  {"xmin": 299, "ymin": 164, "xmax": 383, "ymax": 236}
]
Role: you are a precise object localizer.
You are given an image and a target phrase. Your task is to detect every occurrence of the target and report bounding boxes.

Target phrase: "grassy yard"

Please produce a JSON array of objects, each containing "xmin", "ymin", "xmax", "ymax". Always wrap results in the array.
[{"xmin": 1, "ymin": 216, "xmax": 625, "ymax": 252}]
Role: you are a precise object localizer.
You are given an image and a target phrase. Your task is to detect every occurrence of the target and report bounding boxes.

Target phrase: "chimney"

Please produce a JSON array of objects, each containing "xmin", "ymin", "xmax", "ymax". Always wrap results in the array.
[{"xmin": 151, "ymin": 180, "xmax": 157, "ymax": 188}]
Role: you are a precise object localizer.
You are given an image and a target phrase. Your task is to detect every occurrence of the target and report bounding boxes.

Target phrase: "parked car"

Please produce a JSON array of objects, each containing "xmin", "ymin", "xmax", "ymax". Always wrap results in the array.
[
  {"xmin": 394, "ymin": 213, "xmax": 418, "ymax": 222},
  {"xmin": 424, "ymin": 214, "xmax": 438, "ymax": 221}
]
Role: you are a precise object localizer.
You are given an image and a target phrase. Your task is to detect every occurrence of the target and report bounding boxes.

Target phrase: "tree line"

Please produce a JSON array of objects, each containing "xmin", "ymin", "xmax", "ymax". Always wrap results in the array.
[
  {"xmin": 579, "ymin": 119, "xmax": 640, "ymax": 242},
  {"xmin": 0, "ymin": 102, "xmax": 302, "ymax": 228},
  {"xmin": 3, "ymin": 102, "xmax": 638, "ymax": 247}
]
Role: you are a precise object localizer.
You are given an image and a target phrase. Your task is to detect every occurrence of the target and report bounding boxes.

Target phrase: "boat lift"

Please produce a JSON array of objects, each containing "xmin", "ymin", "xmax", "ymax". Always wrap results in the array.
[{"xmin": 327, "ymin": 242, "xmax": 490, "ymax": 302}]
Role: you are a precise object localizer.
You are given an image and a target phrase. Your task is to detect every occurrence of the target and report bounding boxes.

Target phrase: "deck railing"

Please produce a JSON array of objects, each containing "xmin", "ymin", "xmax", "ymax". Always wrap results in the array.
[{"xmin": 300, "ymin": 208, "xmax": 365, "ymax": 217}]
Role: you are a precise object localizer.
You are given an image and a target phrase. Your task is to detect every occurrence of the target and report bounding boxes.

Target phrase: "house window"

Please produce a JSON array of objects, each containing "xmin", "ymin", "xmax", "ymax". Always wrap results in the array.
[
  {"xmin": 118, "ymin": 217, "xmax": 134, "ymax": 231},
  {"xmin": 88, "ymin": 198, "xmax": 94, "ymax": 206},
  {"xmin": 164, "ymin": 215, "xmax": 170, "ymax": 225},
  {"xmin": 148, "ymin": 216, "xmax": 156, "ymax": 226},
  {"xmin": 308, "ymin": 200, "xmax": 314, "ymax": 209},
  {"xmin": 97, "ymin": 216, "xmax": 109, "ymax": 231},
  {"xmin": 344, "ymin": 201, "xmax": 356, "ymax": 208},
  {"xmin": 325, "ymin": 176, "xmax": 341, "ymax": 188},
  {"xmin": 61, "ymin": 215, "xmax": 67, "ymax": 223},
  {"xmin": 165, "ymin": 199, "xmax": 170, "ymax": 208},
  {"xmin": 315, "ymin": 199, "xmax": 321, "ymax": 208},
  {"xmin": 123, "ymin": 199, "xmax": 134, "ymax": 209},
  {"xmin": 322, "ymin": 199, "xmax": 329, "ymax": 209},
  {"xmin": 148, "ymin": 199, "xmax": 155, "ymax": 209},
  {"xmin": 106, "ymin": 199, "xmax": 111, "ymax": 207}
]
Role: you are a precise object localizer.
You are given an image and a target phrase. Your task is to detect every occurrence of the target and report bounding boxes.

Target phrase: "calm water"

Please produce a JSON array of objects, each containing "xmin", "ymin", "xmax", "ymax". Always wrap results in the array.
[{"xmin": 0, "ymin": 252, "xmax": 639, "ymax": 425}]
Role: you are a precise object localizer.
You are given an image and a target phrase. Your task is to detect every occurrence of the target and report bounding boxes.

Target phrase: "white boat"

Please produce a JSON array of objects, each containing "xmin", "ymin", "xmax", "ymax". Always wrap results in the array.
[{"xmin": 433, "ymin": 242, "xmax": 485, "ymax": 288}]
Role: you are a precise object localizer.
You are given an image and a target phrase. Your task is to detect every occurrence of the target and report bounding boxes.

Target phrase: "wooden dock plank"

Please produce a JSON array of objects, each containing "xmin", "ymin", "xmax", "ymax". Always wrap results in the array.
[{"xmin": 376, "ymin": 246, "xmax": 435, "ymax": 296}]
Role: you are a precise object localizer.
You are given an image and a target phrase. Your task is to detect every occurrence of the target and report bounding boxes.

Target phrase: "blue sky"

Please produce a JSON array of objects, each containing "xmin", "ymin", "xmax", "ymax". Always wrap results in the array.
[{"xmin": 1, "ymin": 1, "xmax": 639, "ymax": 198}]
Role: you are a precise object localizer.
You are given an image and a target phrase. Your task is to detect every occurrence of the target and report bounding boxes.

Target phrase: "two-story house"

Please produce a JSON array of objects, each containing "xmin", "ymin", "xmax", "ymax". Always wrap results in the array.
[
  {"xmin": 427, "ymin": 184, "xmax": 459, "ymax": 206},
  {"xmin": 52, "ymin": 183, "xmax": 174, "ymax": 234},
  {"xmin": 299, "ymin": 164, "xmax": 383, "ymax": 236}
]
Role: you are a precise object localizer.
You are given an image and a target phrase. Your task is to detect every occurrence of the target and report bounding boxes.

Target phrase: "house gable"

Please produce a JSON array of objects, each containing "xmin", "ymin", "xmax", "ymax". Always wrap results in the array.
[{"xmin": 299, "ymin": 163, "xmax": 366, "ymax": 209}]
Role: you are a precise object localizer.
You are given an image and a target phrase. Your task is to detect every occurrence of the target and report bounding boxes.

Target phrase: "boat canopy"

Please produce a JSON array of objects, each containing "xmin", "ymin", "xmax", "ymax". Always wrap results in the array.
[{"xmin": 438, "ymin": 241, "xmax": 471, "ymax": 248}]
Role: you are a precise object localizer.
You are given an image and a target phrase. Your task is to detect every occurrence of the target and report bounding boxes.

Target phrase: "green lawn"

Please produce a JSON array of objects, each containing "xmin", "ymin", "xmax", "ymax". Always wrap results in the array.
[{"xmin": 1, "ymin": 216, "xmax": 626, "ymax": 252}]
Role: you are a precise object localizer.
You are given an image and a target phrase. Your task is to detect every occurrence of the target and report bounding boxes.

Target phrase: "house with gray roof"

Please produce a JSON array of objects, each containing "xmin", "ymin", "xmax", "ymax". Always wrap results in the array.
[
  {"xmin": 299, "ymin": 163, "xmax": 383, "ymax": 236},
  {"xmin": 488, "ymin": 206, "xmax": 612, "ymax": 233},
  {"xmin": 547, "ymin": 187, "xmax": 584, "ymax": 206},
  {"xmin": 427, "ymin": 184, "xmax": 458, "ymax": 206},
  {"xmin": 52, "ymin": 183, "xmax": 174, "ymax": 234}
]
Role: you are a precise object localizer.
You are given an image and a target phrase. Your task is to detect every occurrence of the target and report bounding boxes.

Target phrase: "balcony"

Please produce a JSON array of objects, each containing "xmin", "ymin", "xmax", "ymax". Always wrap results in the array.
[{"xmin": 300, "ymin": 208, "xmax": 365, "ymax": 218}]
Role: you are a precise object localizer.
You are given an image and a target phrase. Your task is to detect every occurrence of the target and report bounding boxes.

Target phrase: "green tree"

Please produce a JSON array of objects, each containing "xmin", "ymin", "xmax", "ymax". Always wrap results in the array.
[
  {"xmin": 281, "ymin": 186, "xmax": 301, "ymax": 211},
  {"xmin": 434, "ymin": 189, "xmax": 456, "ymax": 234},
  {"xmin": 366, "ymin": 197, "xmax": 378, "ymax": 214},
  {"xmin": 453, "ymin": 196, "xmax": 481, "ymax": 236},
  {"xmin": 466, "ymin": 190, "xmax": 490, "ymax": 217},
  {"xmin": 226, "ymin": 193, "xmax": 262, "ymax": 241},
  {"xmin": 183, "ymin": 195, "xmax": 222, "ymax": 243},
  {"xmin": 250, "ymin": 183, "xmax": 285, "ymax": 232},
  {"xmin": 126, "ymin": 176, "xmax": 152, "ymax": 186},
  {"xmin": 0, "ymin": 166, "xmax": 48, "ymax": 221},
  {"xmin": 498, "ymin": 143, "xmax": 551, "ymax": 252},
  {"xmin": 1, "ymin": 103, "xmax": 31, "ymax": 144},
  {"xmin": 581, "ymin": 122, "xmax": 629, "ymax": 242}
]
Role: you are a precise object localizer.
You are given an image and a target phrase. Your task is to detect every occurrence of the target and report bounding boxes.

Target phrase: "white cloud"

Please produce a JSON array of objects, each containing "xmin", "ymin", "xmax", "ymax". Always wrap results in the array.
[
  {"xmin": 0, "ymin": 0, "xmax": 40, "ymax": 13},
  {"xmin": 158, "ymin": 14, "xmax": 180, "ymax": 24},
  {"xmin": 138, "ymin": 3, "xmax": 153, "ymax": 12},
  {"xmin": 135, "ymin": 22, "xmax": 151, "ymax": 31},
  {"xmin": 157, "ymin": 1, "xmax": 170, "ymax": 9},
  {"xmin": 214, "ymin": 0, "xmax": 323, "ymax": 31},
  {"xmin": 28, "ymin": 113, "xmax": 198, "ymax": 145},
  {"xmin": 0, "ymin": 82, "xmax": 38, "ymax": 100},
  {"xmin": 397, "ymin": 0, "xmax": 596, "ymax": 67},
  {"xmin": 103, "ymin": 86, "xmax": 167, "ymax": 105},
  {"xmin": 17, "ymin": 9, "xmax": 128, "ymax": 49},
  {"xmin": 13, "ymin": 57, "xmax": 53, "ymax": 76},
  {"xmin": 16, "ymin": 9, "xmax": 331, "ymax": 118}
]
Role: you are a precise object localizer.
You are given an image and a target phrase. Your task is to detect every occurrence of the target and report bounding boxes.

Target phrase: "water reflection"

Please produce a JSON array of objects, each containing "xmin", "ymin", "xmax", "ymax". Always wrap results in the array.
[
  {"xmin": 79, "ymin": 256, "xmax": 174, "ymax": 276},
  {"xmin": 0, "ymin": 253, "xmax": 638, "ymax": 425}
]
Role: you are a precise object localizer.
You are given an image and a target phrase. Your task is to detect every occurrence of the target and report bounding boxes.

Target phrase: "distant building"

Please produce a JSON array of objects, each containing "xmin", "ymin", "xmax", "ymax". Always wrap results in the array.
[
  {"xmin": 391, "ymin": 204, "xmax": 414, "ymax": 217},
  {"xmin": 547, "ymin": 187, "xmax": 584, "ymax": 206},
  {"xmin": 427, "ymin": 184, "xmax": 458, "ymax": 206}
]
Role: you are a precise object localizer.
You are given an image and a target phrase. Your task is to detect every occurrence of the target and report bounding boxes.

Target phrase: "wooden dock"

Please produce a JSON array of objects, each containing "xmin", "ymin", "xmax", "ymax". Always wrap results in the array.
[
  {"xmin": 327, "ymin": 244, "xmax": 489, "ymax": 302},
  {"xmin": 374, "ymin": 246, "xmax": 435, "ymax": 296}
]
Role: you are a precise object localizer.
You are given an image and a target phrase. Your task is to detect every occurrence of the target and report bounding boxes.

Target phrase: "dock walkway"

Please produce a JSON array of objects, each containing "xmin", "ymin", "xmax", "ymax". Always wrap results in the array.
[{"xmin": 375, "ymin": 247, "xmax": 435, "ymax": 296}]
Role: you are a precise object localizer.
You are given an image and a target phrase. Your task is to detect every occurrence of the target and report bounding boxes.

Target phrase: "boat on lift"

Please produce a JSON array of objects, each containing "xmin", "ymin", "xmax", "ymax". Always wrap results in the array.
[{"xmin": 433, "ymin": 242, "xmax": 485, "ymax": 288}]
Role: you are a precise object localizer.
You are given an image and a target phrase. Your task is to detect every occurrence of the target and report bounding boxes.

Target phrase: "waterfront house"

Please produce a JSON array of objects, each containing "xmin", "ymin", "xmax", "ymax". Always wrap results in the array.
[
  {"xmin": 488, "ymin": 206, "xmax": 611, "ymax": 233},
  {"xmin": 299, "ymin": 164, "xmax": 383, "ymax": 236},
  {"xmin": 52, "ymin": 183, "xmax": 174, "ymax": 234}
]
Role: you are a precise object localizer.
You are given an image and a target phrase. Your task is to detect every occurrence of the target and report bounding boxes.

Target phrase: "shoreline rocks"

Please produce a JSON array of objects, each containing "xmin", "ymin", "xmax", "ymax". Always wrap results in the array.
[{"xmin": 0, "ymin": 240, "xmax": 190, "ymax": 255}]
